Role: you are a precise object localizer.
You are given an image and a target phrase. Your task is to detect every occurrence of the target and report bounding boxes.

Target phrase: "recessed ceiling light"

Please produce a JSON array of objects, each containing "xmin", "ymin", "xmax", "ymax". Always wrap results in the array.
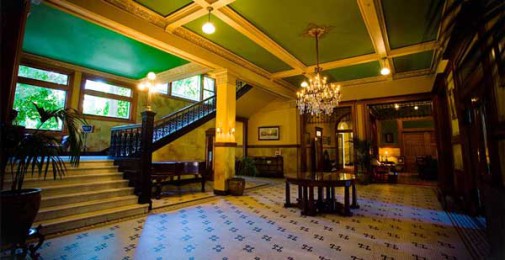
[{"xmin": 414, "ymin": 105, "xmax": 419, "ymax": 110}]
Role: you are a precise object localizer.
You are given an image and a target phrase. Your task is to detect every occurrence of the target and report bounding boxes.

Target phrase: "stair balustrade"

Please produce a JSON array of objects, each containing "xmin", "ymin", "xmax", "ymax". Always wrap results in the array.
[{"xmin": 109, "ymin": 80, "xmax": 251, "ymax": 206}]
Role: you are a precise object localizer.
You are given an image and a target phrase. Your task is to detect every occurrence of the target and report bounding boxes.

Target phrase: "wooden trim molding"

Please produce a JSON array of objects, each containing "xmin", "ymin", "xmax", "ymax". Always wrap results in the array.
[
  {"xmin": 214, "ymin": 142, "xmax": 237, "ymax": 147},
  {"xmin": 248, "ymin": 144, "xmax": 300, "ymax": 148}
]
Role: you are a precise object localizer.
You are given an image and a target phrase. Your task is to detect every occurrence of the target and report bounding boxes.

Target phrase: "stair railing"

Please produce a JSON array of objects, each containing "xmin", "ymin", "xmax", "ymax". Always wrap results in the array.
[{"xmin": 109, "ymin": 80, "xmax": 251, "ymax": 206}]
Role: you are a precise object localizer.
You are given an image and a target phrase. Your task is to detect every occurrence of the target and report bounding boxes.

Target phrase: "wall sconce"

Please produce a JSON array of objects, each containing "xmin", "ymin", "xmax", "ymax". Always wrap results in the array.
[
  {"xmin": 138, "ymin": 72, "xmax": 157, "ymax": 111},
  {"xmin": 216, "ymin": 127, "xmax": 235, "ymax": 136}
]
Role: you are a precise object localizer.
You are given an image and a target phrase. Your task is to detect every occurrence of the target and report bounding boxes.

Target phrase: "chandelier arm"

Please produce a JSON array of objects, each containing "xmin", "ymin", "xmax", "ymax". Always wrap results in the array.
[{"xmin": 315, "ymin": 31, "xmax": 320, "ymax": 72}]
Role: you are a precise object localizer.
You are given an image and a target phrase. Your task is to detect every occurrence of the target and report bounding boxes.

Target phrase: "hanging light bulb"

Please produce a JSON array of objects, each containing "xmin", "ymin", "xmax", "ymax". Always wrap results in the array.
[
  {"xmin": 380, "ymin": 67, "xmax": 391, "ymax": 75},
  {"xmin": 202, "ymin": 7, "xmax": 215, "ymax": 34},
  {"xmin": 380, "ymin": 58, "xmax": 391, "ymax": 75}
]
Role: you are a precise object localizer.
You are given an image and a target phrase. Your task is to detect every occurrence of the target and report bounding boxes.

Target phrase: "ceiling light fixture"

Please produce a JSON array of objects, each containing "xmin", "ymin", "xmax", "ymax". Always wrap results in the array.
[
  {"xmin": 380, "ymin": 58, "xmax": 391, "ymax": 76},
  {"xmin": 297, "ymin": 25, "xmax": 341, "ymax": 116},
  {"xmin": 202, "ymin": 7, "xmax": 215, "ymax": 34}
]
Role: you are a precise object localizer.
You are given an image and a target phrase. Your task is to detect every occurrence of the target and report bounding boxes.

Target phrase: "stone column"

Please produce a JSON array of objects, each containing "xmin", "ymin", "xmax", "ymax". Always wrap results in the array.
[{"xmin": 211, "ymin": 69, "xmax": 237, "ymax": 195}]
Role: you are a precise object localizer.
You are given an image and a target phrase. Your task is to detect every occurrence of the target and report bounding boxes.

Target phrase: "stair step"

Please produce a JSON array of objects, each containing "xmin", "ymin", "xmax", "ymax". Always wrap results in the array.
[
  {"xmin": 35, "ymin": 204, "xmax": 149, "ymax": 235},
  {"xmin": 7, "ymin": 173, "xmax": 124, "ymax": 188},
  {"xmin": 36, "ymin": 196, "xmax": 139, "ymax": 222},
  {"xmin": 40, "ymin": 180, "xmax": 130, "ymax": 196},
  {"xmin": 4, "ymin": 165, "xmax": 120, "ymax": 177},
  {"xmin": 41, "ymin": 187, "xmax": 134, "ymax": 208}
]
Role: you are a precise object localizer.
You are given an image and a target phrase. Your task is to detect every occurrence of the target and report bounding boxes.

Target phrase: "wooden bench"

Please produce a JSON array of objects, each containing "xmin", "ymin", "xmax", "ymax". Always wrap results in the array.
[{"xmin": 151, "ymin": 161, "xmax": 207, "ymax": 199}]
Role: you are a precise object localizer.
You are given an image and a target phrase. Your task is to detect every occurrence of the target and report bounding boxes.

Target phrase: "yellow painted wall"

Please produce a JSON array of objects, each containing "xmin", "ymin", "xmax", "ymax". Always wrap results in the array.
[
  {"xmin": 153, "ymin": 120, "xmax": 215, "ymax": 162},
  {"xmin": 152, "ymin": 120, "xmax": 245, "ymax": 162},
  {"xmin": 247, "ymin": 100, "xmax": 298, "ymax": 145},
  {"xmin": 247, "ymin": 100, "xmax": 300, "ymax": 175}
]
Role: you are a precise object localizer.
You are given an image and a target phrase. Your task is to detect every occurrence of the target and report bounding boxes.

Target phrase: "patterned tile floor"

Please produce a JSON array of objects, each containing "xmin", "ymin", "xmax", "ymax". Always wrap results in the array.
[{"xmin": 36, "ymin": 182, "xmax": 476, "ymax": 260}]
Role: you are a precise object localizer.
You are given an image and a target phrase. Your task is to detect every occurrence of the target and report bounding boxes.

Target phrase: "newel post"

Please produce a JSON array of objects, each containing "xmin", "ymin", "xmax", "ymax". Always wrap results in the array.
[{"xmin": 138, "ymin": 110, "xmax": 156, "ymax": 208}]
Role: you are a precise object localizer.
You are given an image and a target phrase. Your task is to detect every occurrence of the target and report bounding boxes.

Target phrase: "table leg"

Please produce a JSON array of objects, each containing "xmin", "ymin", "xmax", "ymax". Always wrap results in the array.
[
  {"xmin": 284, "ymin": 181, "xmax": 291, "ymax": 207},
  {"xmin": 351, "ymin": 182, "xmax": 359, "ymax": 209},
  {"xmin": 330, "ymin": 186, "xmax": 335, "ymax": 212},
  {"xmin": 344, "ymin": 181, "xmax": 351, "ymax": 216},
  {"xmin": 317, "ymin": 185, "xmax": 323, "ymax": 209},
  {"xmin": 308, "ymin": 185, "xmax": 315, "ymax": 216},
  {"xmin": 302, "ymin": 185, "xmax": 308, "ymax": 214}
]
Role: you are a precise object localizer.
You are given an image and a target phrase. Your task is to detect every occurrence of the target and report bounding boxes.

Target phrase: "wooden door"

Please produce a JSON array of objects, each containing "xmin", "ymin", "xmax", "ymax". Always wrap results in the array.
[{"xmin": 402, "ymin": 131, "xmax": 437, "ymax": 172}]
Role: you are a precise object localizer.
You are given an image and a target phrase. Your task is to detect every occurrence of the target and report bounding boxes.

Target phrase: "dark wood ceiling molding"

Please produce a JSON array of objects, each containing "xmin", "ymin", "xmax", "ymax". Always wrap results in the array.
[
  {"xmin": 102, "ymin": 0, "xmax": 167, "ymax": 28},
  {"xmin": 356, "ymin": 92, "xmax": 433, "ymax": 106}
]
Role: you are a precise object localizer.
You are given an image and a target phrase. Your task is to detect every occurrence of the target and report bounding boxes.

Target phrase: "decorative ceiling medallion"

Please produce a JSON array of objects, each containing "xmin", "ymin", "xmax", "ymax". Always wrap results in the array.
[{"xmin": 301, "ymin": 23, "xmax": 334, "ymax": 39}]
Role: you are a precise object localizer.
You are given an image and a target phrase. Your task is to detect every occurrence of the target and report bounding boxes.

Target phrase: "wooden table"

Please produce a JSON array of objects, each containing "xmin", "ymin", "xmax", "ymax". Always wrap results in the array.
[{"xmin": 284, "ymin": 172, "xmax": 359, "ymax": 216}]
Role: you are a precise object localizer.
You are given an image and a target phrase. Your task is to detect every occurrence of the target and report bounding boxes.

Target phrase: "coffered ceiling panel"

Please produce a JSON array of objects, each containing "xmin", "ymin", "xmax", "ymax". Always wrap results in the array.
[
  {"xmin": 324, "ymin": 61, "xmax": 381, "ymax": 82},
  {"xmin": 135, "ymin": 0, "xmax": 193, "ymax": 16},
  {"xmin": 393, "ymin": 50, "xmax": 434, "ymax": 73},
  {"xmin": 184, "ymin": 15, "xmax": 292, "ymax": 73},
  {"xmin": 382, "ymin": 0, "xmax": 443, "ymax": 49},
  {"xmin": 23, "ymin": 3, "xmax": 189, "ymax": 79},
  {"xmin": 229, "ymin": 0, "xmax": 375, "ymax": 66}
]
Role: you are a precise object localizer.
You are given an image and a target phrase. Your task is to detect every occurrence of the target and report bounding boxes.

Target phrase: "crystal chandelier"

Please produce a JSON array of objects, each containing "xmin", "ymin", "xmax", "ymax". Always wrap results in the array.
[{"xmin": 296, "ymin": 26, "xmax": 341, "ymax": 115}]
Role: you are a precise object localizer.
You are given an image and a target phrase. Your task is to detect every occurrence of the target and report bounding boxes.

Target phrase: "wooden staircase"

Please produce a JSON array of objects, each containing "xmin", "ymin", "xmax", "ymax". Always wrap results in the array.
[{"xmin": 3, "ymin": 158, "xmax": 148, "ymax": 235}]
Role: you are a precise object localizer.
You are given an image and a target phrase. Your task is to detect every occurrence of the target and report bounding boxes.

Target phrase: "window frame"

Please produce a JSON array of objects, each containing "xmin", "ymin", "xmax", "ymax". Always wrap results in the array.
[
  {"xmin": 79, "ymin": 74, "xmax": 137, "ymax": 123},
  {"xmin": 13, "ymin": 60, "xmax": 74, "ymax": 133}
]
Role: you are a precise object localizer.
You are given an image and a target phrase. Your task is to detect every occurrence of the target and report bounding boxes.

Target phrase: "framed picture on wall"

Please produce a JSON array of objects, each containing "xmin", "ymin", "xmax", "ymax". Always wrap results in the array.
[
  {"xmin": 258, "ymin": 126, "xmax": 280, "ymax": 140},
  {"xmin": 385, "ymin": 133, "xmax": 394, "ymax": 143}
]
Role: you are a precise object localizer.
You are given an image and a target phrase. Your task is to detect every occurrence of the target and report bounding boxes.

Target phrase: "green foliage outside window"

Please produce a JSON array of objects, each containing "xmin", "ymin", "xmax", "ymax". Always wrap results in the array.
[
  {"xmin": 82, "ymin": 94, "xmax": 130, "ymax": 119},
  {"xmin": 13, "ymin": 83, "xmax": 66, "ymax": 130},
  {"xmin": 18, "ymin": 65, "xmax": 68, "ymax": 85},
  {"xmin": 171, "ymin": 75, "xmax": 201, "ymax": 101}
]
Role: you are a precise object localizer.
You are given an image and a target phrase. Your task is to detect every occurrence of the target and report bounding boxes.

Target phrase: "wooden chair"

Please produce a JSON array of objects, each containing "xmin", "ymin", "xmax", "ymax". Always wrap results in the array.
[{"xmin": 372, "ymin": 165, "xmax": 390, "ymax": 182}]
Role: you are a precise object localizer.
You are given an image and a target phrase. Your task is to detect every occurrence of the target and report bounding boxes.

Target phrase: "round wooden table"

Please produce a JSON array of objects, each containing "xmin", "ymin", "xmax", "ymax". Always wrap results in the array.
[{"xmin": 284, "ymin": 172, "xmax": 359, "ymax": 216}]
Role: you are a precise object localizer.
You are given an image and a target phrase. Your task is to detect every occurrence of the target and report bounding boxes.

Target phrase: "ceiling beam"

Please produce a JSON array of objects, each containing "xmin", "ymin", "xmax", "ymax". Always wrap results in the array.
[
  {"xmin": 46, "ymin": 0, "xmax": 296, "ymax": 99},
  {"xmin": 165, "ymin": 3, "xmax": 205, "ymax": 32},
  {"xmin": 152, "ymin": 63, "xmax": 211, "ymax": 83},
  {"xmin": 388, "ymin": 41, "xmax": 438, "ymax": 58},
  {"xmin": 357, "ymin": 0, "xmax": 392, "ymax": 77},
  {"xmin": 214, "ymin": 6, "xmax": 306, "ymax": 73},
  {"xmin": 165, "ymin": 0, "xmax": 236, "ymax": 32},
  {"xmin": 272, "ymin": 53, "xmax": 379, "ymax": 79}
]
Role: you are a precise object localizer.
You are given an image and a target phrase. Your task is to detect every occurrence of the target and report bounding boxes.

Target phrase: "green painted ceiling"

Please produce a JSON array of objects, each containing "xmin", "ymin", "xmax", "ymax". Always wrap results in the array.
[
  {"xmin": 135, "ymin": 0, "xmax": 192, "ymax": 17},
  {"xmin": 184, "ymin": 15, "xmax": 292, "ymax": 73},
  {"xmin": 393, "ymin": 51, "xmax": 434, "ymax": 73},
  {"xmin": 23, "ymin": 3, "xmax": 189, "ymax": 79},
  {"xmin": 382, "ymin": 0, "xmax": 442, "ymax": 49},
  {"xmin": 283, "ymin": 61, "xmax": 380, "ymax": 87},
  {"xmin": 230, "ymin": 0, "xmax": 375, "ymax": 66}
]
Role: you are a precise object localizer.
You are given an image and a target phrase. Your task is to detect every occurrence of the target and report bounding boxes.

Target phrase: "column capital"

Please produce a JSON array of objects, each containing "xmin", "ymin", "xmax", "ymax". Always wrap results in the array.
[{"xmin": 208, "ymin": 68, "xmax": 238, "ymax": 86}]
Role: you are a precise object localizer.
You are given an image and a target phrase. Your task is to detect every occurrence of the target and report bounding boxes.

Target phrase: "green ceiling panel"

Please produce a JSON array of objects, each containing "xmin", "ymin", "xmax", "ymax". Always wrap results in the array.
[
  {"xmin": 284, "ymin": 61, "xmax": 380, "ymax": 87},
  {"xmin": 184, "ymin": 15, "xmax": 291, "ymax": 73},
  {"xmin": 324, "ymin": 61, "xmax": 380, "ymax": 82},
  {"xmin": 230, "ymin": 0, "xmax": 374, "ymax": 66},
  {"xmin": 23, "ymin": 4, "xmax": 189, "ymax": 79},
  {"xmin": 393, "ymin": 51, "xmax": 434, "ymax": 73},
  {"xmin": 135, "ymin": 0, "xmax": 192, "ymax": 16},
  {"xmin": 382, "ymin": 0, "xmax": 442, "ymax": 49},
  {"xmin": 283, "ymin": 75, "xmax": 307, "ymax": 88}
]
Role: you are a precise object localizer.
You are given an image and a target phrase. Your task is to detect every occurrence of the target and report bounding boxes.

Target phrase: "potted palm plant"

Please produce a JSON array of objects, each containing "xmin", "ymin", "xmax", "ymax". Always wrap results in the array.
[{"xmin": 0, "ymin": 103, "xmax": 86, "ymax": 250}]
